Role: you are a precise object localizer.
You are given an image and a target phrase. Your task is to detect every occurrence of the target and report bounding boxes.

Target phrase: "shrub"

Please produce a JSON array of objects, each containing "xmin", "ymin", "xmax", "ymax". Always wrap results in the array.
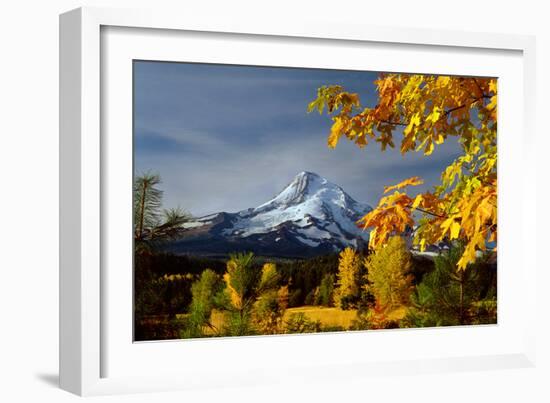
[
  {"xmin": 469, "ymin": 298, "xmax": 497, "ymax": 325},
  {"xmin": 253, "ymin": 286, "xmax": 289, "ymax": 334},
  {"xmin": 285, "ymin": 313, "xmax": 322, "ymax": 334}
]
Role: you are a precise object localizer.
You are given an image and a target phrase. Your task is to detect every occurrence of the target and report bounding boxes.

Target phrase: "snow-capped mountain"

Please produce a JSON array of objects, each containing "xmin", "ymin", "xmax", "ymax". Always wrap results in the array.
[{"xmin": 168, "ymin": 171, "xmax": 372, "ymax": 258}]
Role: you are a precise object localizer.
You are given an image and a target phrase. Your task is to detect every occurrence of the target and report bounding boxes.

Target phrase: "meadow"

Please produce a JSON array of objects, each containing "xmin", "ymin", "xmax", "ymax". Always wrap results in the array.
[
  {"xmin": 134, "ymin": 243, "xmax": 496, "ymax": 341},
  {"xmin": 198, "ymin": 306, "xmax": 359, "ymax": 335}
]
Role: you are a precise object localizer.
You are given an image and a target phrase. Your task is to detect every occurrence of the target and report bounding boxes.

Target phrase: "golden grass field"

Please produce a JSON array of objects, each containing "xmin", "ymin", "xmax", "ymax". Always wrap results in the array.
[
  {"xmin": 284, "ymin": 306, "xmax": 358, "ymax": 328},
  {"xmin": 202, "ymin": 306, "xmax": 358, "ymax": 334},
  {"xmin": 169, "ymin": 304, "xmax": 408, "ymax": 337}
]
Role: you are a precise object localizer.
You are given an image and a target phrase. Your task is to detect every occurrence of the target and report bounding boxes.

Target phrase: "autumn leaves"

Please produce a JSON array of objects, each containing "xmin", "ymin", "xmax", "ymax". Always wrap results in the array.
[{"xmin": 309, "ymin": 74, "xmax": 497, "ymax": 269}]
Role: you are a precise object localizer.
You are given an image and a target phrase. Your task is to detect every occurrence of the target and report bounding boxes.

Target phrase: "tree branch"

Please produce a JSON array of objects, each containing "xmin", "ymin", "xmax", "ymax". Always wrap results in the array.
[
  {"xmin": 407, "ymin": 205, "xmax": 446, "ymax": 219},
  {"xmin": 472, "ymin": 77, "xmax": 484, "ymax": 97},
  {"xmin": 375, "ymin": 93, "xmax": 492, "ymax": 130},
  {"xmin": 379, "ymin": 120, "xmax": 408, "ymax": 127}
]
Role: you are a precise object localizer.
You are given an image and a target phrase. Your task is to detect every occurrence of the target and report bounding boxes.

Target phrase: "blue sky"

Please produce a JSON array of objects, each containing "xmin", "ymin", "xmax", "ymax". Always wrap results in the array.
[{"xmin": 134, "ymin": 61, "xmax": 462, "ymax": 217}]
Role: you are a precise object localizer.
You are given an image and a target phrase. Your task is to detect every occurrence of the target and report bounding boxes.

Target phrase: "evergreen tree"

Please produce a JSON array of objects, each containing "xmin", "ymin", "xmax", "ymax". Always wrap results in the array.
[
  {"xmin": 183, "ymin": 269, "xmax": 223, "ymax": 338},
  {"xmin": 404, "ymin": 243, "xmax": 496, "ymax": 327},
  {"xmin": 134, "ymin": 172, "xmax": 163, "ymax": 241},
  {"xmin": 133, "ymin": 172, "xmax": 191, "ymax": 242},
  {"xmin": 364, "ymin": 236, "xmax": 414, "ymax": 313},
  {"xmin": 334, "ymin": 247, "xmax": 362, "ymax": 309},
  {"xmin": 222, "ymin": 254, "xmax": 281, "ymax": 336},
  {"xmin": 133, "ymin": 172, "xmax": 193, "ymax": 339},
  {"xmin": 316, "ymin": 273, "xmax": 335, "ymax": 306}
]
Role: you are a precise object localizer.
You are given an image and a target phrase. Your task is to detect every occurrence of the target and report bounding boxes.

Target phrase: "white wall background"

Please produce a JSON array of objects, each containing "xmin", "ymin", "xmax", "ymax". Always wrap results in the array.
[{"xmin": 0, "ymin": 1, "xmax": 548, "ymax": 401}]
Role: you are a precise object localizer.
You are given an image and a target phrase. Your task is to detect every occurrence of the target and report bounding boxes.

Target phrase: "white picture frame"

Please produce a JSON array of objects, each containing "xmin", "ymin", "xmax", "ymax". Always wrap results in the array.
[{"xmin": 59, "ymin": 6, "xmax": 537, "ymax": 396}]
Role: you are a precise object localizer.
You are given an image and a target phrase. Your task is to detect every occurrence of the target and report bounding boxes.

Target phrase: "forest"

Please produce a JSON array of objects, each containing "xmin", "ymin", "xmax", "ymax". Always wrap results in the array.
[{"xmin": 135, "ymin": 239, "xmax": 496, "ymax": 340}]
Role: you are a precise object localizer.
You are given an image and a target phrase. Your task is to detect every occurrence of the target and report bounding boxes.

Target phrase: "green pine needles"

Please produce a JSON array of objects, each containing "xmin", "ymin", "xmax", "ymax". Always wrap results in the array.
[{"xmin": 404, "ymin": 242, "xmax": 497, "ymax": 327}]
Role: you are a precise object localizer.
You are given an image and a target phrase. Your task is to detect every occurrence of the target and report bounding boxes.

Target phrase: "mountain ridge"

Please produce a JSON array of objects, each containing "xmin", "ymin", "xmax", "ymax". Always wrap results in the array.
[{"xmin": 167, "ymin": 171, "xmax": 372, "ymax": 258}]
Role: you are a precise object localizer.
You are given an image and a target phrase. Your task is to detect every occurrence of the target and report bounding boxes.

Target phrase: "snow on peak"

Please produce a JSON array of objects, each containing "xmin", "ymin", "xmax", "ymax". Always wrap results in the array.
[
  {"xmin": 223, "ymin": 171, "xmax": 372, "ymax": 247},
  {"xmin": 256, "ymin": 171, "xmax": 328, "ymax": 209}
]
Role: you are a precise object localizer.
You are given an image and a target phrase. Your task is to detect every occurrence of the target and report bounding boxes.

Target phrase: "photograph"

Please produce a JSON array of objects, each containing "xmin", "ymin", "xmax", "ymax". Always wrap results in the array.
[
  {"xmin": 132, "ymin": 61, "xmax": 498, "ymax": 341},
  {"xmin": 2, "ymin": 0, "xmax": 544, "ymax": 400}
]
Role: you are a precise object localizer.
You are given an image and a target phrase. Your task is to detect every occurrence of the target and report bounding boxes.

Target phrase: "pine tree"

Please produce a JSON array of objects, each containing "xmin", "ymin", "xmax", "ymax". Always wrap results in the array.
[
  {"xmin": 183, "ymin": 269, "xmax": 223, "ymax": 338},
  {"xmin": 222, "ymin": 254, "xmax": 281, "ymax": 336},
  {"xmin": 133, "ymin": 172, "xmax": 193, "ymax": 339},
  {"xmin": 134, "ymin": 172, "xmax": 163, "ymax": 241},
  {"xmin": 316, "ymin": 273, "xmax": 335, "ymax": 306},
  {"xmin": 404, "ymin": 243, "xmax": 496, "ymax": 327},
  {"xmin": 133, "ymin": 172, "xmax": 192, "ymax": 242},
  {"xmin": 334, "ymin": 247, "xmax": 362, "ymax": 309},
  {"xmin": 364, "ymin": 236, "xmax": 414, "ymax": 313}
]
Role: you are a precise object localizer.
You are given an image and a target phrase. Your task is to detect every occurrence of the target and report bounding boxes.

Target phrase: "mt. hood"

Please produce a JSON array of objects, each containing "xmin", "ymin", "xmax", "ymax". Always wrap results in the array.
[{"xmin": 168, "ymin": 171, "xmax": 372, "ymax": 258}]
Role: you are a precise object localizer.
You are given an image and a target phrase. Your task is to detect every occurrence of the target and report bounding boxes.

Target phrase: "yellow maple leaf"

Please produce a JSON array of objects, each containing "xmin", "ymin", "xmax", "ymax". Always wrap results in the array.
[
  {"xmin": 383, "ymin": 177, "xmax": 424, "ymax": 194},
  {"xmin": 328, "ymin": 118, "xmax": 345, "ymax": 148},
  {"xmin": 411, "ymin": 194, "xmax": 423, "ymax": 209},
  {"xmin": 426, "ymin": 106, "xmax": 442, "ymax": 123},
  {"xmin": 424, "ymin": 140, "xmax": 434, "ymax": 156},
  {"xmin": 449, "ymin": 221, "xmax": 461, "ymax": 240},
  {"xmin": 403, "ymin": 112, "xmax": 421, "ymax": 137}
]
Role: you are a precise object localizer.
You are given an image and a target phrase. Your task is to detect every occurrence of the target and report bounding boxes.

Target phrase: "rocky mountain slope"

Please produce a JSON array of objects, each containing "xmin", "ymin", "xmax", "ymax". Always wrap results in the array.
[{"xmin": 167, "ymin": 171, "xmax": 372, "ymax": 258}]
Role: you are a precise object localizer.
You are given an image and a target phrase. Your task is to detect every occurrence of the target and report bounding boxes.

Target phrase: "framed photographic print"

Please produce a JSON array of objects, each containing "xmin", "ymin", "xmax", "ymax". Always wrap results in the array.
[
  {"xmin": 132, "ymin": 61, "xmax": 499, "ymax": 342},
  {"xmin": 60, "ymin": 6, "xmax": 537, "ymax": 396}
]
